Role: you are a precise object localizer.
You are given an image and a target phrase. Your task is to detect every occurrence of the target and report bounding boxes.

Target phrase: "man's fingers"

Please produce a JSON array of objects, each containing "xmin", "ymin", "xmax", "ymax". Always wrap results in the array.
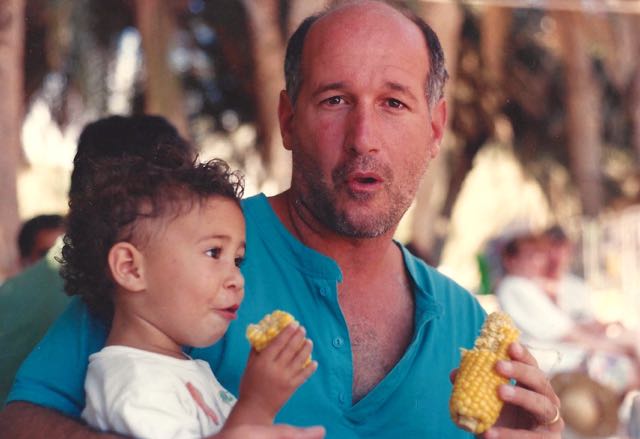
[
  {"xmin": 508, "ymin": 342, "xmax": 539, "ymax": 368},
  {"xmin": 497, "ymin": 384, "xmax": 562, "ymax": 429},
  {"xmin": 483, "ymin": 426, "xmax": 562, "ymax": 439},
  {"xmin": 215, "ymin": 424, "xmax": 325, "ymax": 439},
  {"xmin": 493, "ymin": 342, "xmax": 563, "ymax": 432},
  {"xmin": 495, "ymin": 358, "xmax": 560, "ymax": 407},
  {"xmin": 270, "ymin": 425, "xmax": 326, "ymax": 439}
]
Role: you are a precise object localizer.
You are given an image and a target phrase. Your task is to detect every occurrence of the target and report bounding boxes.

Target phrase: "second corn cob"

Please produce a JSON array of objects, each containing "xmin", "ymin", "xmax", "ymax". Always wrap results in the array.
[{"xmin": 449, "ymin": 311, "xmax": 520, "ymax": 434}]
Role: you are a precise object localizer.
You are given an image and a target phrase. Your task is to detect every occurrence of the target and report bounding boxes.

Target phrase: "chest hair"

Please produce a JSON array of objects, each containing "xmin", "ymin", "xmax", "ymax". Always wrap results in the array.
[{"xmin": 339, "ymin": 271, "xmax": 415, "ymax": 403}]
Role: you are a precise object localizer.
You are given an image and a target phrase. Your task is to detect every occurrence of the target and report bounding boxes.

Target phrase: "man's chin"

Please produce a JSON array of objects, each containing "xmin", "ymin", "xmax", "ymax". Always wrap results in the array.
[{"xmin": 334, "ymin": 210, "xmax": 394, "ymax": 238}]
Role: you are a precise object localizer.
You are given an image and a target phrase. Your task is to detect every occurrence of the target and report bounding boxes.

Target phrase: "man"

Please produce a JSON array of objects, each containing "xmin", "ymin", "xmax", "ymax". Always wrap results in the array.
[
  {"xmin": 1, "ymin": 2, "xmax": 562, "ymax": 438},
  {"xmin": 17, "ymin": 214, "xmax": 65, "ymax": 269}
]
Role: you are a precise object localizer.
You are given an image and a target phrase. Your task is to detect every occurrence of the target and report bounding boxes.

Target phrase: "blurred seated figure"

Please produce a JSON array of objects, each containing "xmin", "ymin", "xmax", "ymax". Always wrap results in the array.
[
  {"xmin": 495, "ymin": 224, "xmax": 639, "ymax": 394},
  {"xmin": 17, "ymin": 214, "xmax": 65, "ymax": 269},
  {"xmin": 541, "ymin": 225, "xmax": 600, "ymax": 324},
  {"xmin": 0, "ymin": 240, "xmax": 69, "ymax": 405}
]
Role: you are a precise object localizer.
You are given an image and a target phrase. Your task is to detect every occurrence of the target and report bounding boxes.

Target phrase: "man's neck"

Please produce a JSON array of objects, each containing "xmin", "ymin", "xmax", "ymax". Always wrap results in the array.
[{"xmin": 268, "ymin": 191, "xmax": 400, "ymax": 275}]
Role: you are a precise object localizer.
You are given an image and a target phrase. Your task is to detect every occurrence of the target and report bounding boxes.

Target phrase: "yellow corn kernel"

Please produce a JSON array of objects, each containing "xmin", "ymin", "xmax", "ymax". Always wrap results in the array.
[
  {"xmin": 246, "ymin": 310, "xmax": 311, "ymax": 367},
  {"xmin": 449, "ymin": 311, "xmax": 520, "ymax": 434}
]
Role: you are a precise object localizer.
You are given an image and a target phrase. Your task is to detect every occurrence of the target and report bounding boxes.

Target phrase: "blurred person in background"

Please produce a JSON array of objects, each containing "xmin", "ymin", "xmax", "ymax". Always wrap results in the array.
[
  {"xmin": 496, "ymin": 224, "xmax": 639, "ymax": 393},
  {"xmin": 17, "ymin": 214, "xmax": 65, "ymax": 269},
  {"xmin": 540, "ymin": 225, "xmax": 593, "ymax": 322}
]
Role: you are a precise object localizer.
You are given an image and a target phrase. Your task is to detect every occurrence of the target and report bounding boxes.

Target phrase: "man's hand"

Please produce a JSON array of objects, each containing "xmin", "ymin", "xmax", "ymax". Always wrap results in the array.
[
  {"xmin": 482, "ymin": 342, "xmax": 564, "ymax": 438},
  {"xmin": 213, "ymin": 424, "xmax": 325, "ymax": 439}
]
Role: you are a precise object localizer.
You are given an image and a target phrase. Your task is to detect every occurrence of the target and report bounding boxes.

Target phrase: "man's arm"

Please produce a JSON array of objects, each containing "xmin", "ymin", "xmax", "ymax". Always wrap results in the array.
[
  {"xmin": 0, "ymin": 402, "xmax": 124, "ymax": 439},
  {"xmin": 0, "ymin": 402, "xmax": 326, "ymax": 439}
]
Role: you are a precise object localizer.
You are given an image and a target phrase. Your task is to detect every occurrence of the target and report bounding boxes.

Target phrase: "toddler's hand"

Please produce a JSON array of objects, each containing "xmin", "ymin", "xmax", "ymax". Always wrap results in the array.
[{"xmin": 234, "ymin": 322, "xmax": 317, "ymax": 424}]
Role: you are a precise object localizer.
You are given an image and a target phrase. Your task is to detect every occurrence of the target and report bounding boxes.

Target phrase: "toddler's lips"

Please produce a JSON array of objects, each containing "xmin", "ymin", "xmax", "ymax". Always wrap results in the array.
[{"xmin": 217, "ymin": 304, "xmax": 239, "ymax": 320}]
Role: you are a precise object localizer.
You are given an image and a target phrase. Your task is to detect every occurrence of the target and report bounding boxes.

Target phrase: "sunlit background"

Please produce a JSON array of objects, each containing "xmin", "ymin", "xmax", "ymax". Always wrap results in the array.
[{"xmin": 1, "ymin": 0, "xmax": 640, "ymax": 437}]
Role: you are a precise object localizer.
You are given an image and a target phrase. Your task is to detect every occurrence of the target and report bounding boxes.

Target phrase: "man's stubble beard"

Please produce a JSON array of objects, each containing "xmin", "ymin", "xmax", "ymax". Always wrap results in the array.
[{"xmin": 291, "ymin": 154, "xmax": 424, "ymax": 239}]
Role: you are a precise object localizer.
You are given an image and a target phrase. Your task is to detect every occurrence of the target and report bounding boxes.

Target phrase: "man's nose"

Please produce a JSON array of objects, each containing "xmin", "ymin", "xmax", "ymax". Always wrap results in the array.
[{"xmin": 345, "ymin": 103, "xmax": 381, "ymax": 155}]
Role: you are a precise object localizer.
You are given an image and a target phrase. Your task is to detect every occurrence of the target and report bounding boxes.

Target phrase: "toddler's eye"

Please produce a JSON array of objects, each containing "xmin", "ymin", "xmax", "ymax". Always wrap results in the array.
[
  {"xmin": 206, "ymin": 248, "xmax": 222, "ymax": 259},
  {"xmin": 234, "ymin": 257, "xmax": 245, "ymax": 268}
]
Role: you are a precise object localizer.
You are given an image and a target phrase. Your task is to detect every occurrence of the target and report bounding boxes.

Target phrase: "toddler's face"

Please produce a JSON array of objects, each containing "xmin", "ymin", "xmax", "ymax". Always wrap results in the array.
[{"xmin": 140, "ymin": 196, "xmax": 246, "ymax": 349}]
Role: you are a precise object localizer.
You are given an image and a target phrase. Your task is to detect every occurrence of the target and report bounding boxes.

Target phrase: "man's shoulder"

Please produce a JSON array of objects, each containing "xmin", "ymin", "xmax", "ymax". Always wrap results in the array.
[
  {"xmin": 240, "ymin": 193, "xmax": 267, "ymax": 212},
  {"xmin": 401, "ymin": 246, "xmax": 474, "ymax": 297},
  {"xmin": 400, "ymin": 245, "xmax": 485, "ymax": 323}
]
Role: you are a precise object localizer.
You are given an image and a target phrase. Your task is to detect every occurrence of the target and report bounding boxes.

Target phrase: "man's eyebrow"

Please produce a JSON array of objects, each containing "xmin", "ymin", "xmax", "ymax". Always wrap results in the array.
[
  {"xmin": 311, "ymin": 81, "xmax": 348, "ymax": 98},
  {"xmin": 385, "ymin": 81, "xmax": 418, "ymax": 101},
  {"xmin": 310, "ymin": 80, "xmax": 419, "ymax": 101}
]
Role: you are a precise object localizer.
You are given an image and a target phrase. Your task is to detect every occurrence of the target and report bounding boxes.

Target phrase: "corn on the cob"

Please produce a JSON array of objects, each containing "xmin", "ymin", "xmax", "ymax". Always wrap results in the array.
[
  {"xmin": 246, "ymin": 310, "xmax": 311, "ymax": 367},
  {"xmin": 449, "ymin": 311, "xmax": 520, "ymax": 434}
]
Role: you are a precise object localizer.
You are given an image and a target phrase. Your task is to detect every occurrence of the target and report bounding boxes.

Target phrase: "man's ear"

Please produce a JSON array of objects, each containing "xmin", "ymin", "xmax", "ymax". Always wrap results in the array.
[
  {"xmin": 428, "ymin": 98, "xmax": 447, "ymax": 159},
  {"xmin": 108, "ymin": 242, "xmax": 146, "ymax": 292},
  {"xmin": 278, "ymin": 90, "xmax": 295, "ymax": 151}
]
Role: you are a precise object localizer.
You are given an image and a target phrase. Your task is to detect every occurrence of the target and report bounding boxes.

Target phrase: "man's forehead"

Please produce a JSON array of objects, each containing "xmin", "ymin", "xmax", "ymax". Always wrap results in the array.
[
  {"xmin": 300, "ymin": 4, "xmax": 429, "ymax": 87},
  {"xmin": 305, "ymin": 1, "xmax": 421, "ymax": 48}
]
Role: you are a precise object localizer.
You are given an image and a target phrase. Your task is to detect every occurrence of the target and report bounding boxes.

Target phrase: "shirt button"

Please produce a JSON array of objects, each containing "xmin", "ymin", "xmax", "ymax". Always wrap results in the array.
[
  {"xmin": 319, "ymin": 287, "xmax": 328, "ymax": 297},
  {"xmin": 332, "ymin": 337, "xmax": 344, "ymax": 348},
  {"xmin": 338, "ymin": 392, "xmax": 346, "ymax": 403}
]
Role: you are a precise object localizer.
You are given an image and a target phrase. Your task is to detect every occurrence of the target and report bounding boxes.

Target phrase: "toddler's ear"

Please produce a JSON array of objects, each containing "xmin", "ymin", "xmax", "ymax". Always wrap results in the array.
[{"xmin": 108, "ymin": 242, "xmax": 146, "ymax": 292}]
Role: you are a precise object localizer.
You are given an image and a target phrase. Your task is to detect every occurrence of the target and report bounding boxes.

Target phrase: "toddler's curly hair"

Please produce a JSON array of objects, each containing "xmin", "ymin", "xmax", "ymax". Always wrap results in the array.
[{"xmin": 61, "ymin": 146, "xmax": 244, "ymax": 323}]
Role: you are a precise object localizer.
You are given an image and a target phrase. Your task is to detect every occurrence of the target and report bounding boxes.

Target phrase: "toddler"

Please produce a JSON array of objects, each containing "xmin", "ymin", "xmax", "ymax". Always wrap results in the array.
[{"xmin": 61, "ymin": 145, "xmax": 316, "ymax": 438}]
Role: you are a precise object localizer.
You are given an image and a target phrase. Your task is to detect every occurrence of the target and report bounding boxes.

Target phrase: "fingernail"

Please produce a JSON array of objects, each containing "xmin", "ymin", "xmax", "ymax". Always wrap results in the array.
[
  {"xmin": 303, "ymin": 426, "xmax": 325, "ymax": 437},
  {"xmin": 496, "ymin": 360, "xmax": 512, "ymax": 374},
  {"xmin": 512, "ymin": 342, "xmax": 523, "ymax": 356},
  {"xmin": 500, "ymin": 384, "xmax": 515, "ymax": 399},
  {"xmin": 485, "ymin": 429, "xmax": 498, "ymax": 439}
]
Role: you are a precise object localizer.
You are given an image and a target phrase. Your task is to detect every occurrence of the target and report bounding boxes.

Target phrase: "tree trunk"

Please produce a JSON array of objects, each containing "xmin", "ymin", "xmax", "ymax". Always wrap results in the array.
[
  {"xmin": 242, "ymin": 0, "xmax": 290, "ymax": 192},
  {"xmin": 481, "ymin": 6, "xmax": 511, "ymax": 84},
  {"xmin": 135, "ymin": 0, "xmax": 189, "ymax": 139},
  {"xmin": 555, "ymin": 11, "xmax": 603, "ymax": 217},
  {"xmin": 632, "ymin": 63, "xmax": 640, "ymax": 161},
  {"xmin": 410, "ymin": 2, "xmax": 463, "ymax": 263},
  {"xmin": 628, "ymin": 16, "xmax": 640, "ymax": 161},
  {"xmin": 0, "ymin": 0, "xmax": 25, "ymax": 279}
]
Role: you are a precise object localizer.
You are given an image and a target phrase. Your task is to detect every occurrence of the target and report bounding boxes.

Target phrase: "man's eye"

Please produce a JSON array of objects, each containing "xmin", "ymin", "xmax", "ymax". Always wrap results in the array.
[
  {"xmin": 206, "ymin": 248, "xmax": 222, "ymax": 258},
  {"xmin": 234, "ymin": 257, "xmax": 245, "ymax": 268},
  {"xmin": 387, "ymin": 98, "xmax": 405, "ymax": 109},
  {"xmin": 324, "ymin": 96, "xmax": 344, "ymax": 105}
]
